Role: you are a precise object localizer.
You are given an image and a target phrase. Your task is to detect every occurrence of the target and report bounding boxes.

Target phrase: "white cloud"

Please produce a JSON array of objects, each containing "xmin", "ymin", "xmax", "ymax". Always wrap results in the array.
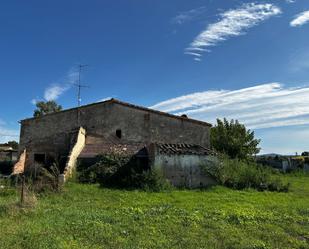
[
  {"xmin": 41, "ymin": 68, "xmax": 79, "ymax": 102},
  {"xmin": 172, "ymin": 6, "xmax": 206, "ymax": 25},
  {"xmin": 44, "ymin": 85, "xmax": 69, "ymax": 101},
  {"xmin": 186, "ymin": 3, "xmax": 281, "ymax": 60},
  {"xmin": 150, "ymin": 83, "xmax": 309, "ymax": 130},
  {"xmin": 98, "ymin": 97, "xmax": 113, "ymax": 102},
  {"xmin": 290, "ymin": 10, "xmax": 309, "ymax": 27}
]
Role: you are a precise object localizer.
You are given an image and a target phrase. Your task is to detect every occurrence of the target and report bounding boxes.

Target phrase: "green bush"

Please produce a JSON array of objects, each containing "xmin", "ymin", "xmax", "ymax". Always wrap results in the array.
[
  {"xmin": 77, "ymin": 153, "xmax": 171, "ymax": 191},
  {"xmin": 139, "ymin": 169, "xmax": 173, "ymax": 192},
  {"xmin": 202, "ymin": 156, "xmax": 289, "ymax": 192}
]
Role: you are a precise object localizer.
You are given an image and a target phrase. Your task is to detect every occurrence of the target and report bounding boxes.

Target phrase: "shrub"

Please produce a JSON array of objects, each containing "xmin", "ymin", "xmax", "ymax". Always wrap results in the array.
[
  {"xmin": 139, "ymin": 168, "xmax": 172, "ymax": 192},
  {"xmin": 23, "ymin": 162, "xmax": 61, "ymax": 193},
  {"xmin": 77, "ymin": 153, "xmax": 131, "ymax": 185},
  {"xmin": 77, "ymin": 153, "xmax": 171, "ymax": 191},
  {"xmin": 202, "ymin": 156, "xmax": 289, "ymax": 192}
]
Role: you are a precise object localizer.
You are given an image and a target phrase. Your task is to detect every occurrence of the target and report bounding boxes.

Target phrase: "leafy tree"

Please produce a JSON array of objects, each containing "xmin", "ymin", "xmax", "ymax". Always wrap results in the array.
[
  {"xmin": 33, "ymin": 101, "xmax": 62, "ymax": 118},
  {"xmin": 210, "ymin": 118, "xmax": 261, "ymax": 161},
  {"xmin": 6, "ymin": 141, "xmax": 19, "ymax": 150}
]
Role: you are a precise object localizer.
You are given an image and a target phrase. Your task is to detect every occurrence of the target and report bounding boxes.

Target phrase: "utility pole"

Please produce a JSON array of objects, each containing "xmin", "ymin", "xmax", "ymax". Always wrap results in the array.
[
  {"xmin": 75, "ymin": 64, "xmax": 90, "ymax": 107},
  {"xmin": 74, "ymin": 64, "xmax": 90, "ymax": 126}
]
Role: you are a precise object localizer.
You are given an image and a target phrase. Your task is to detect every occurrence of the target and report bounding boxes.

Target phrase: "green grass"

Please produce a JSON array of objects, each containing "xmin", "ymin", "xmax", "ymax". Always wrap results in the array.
[{"xmin": 0, "ymin": 176, "xmax": 309, "ymax": 249}]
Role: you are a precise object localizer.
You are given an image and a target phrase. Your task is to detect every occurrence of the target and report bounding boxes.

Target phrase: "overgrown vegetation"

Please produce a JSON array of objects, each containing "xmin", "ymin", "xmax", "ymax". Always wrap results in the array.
[
  {"xmin": 23, "ymin": 163, "xmax": 62, "ymax": 193},
  {"xmin": 208, "ymin": 118, "xmax": 290, "ymax": 192},
  {"xmin": 0, "ymin": 175, "xmax": 308, "ymax": 249},
  {"xmin": 77, "ymin": 153, "xmax": 171, "ymax": 191},
  {"xmin": 203, "ymin": 156, "xmax": 289, "ymax": 192}
]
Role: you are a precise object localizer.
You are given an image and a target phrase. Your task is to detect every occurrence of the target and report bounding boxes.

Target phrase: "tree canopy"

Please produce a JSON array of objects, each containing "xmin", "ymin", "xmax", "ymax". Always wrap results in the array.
[
  {"xmin": 6, "ymin": 141, "xmax": 19, "ymax": 150},
  {"xmin": 210, "ymin": 118, "xmax": 261, "ymax": 160},
  {"xmin": 33, "ymin": 101, "xmax": 63, "ymax": 118}
]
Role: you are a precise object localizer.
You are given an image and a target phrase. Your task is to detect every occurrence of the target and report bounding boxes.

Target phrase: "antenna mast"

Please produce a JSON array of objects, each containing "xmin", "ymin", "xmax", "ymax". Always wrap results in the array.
[{"xmin": 75, "ymin": 64, "xmax": 89, "ymax": 107}]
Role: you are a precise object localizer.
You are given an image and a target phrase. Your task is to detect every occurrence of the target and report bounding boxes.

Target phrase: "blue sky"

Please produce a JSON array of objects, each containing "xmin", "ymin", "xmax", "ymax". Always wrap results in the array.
[{"xmin": 0, "ymin": 0, "xmax": 309, "ymax": 154}]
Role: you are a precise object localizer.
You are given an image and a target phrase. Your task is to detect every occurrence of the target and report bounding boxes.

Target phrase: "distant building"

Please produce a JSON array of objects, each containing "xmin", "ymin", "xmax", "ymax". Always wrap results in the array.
[
  {"xmin": 0, "ymin": 144, "xmax": 18, "ymax": 162},
  {"xmin": 14, "ymin": 99, "xmax": 214, "ymax": 187},
  {"xmin": 257, "ymin": 154, "xmax": 309, "ymax": 172}
]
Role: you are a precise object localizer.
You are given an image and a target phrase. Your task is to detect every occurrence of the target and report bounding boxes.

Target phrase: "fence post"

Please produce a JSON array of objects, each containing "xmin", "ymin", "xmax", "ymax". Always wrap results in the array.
[{"xmin": 20, "ymin": 175, "xmax": 25, "ymax": 205}]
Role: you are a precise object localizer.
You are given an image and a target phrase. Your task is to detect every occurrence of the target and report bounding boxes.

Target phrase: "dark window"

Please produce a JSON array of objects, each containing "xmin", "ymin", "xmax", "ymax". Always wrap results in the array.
[
  {"xmin": 34, "ymin": 153, "xmax": 46, "ymax": 164},
  {"xmin": 116, "ymin": 129, "xmax": 122, "ymax": 139}
]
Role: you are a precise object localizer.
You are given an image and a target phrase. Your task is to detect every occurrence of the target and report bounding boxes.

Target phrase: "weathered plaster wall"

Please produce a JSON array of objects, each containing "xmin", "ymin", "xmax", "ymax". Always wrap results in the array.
[
  {"xmin": 60, "ymin": 127, "xmax": 86, "ymax": 182},
  {"xmin": 153, "ymin": 154, "xmax": 217, "ymax": 188},
  {"xmin": 12, "ymin": 149, "xmax": 26, "ymax": 175},
  {"xmin": 19, "ymin": 101, "xmax": 211, "ymax": 169}
]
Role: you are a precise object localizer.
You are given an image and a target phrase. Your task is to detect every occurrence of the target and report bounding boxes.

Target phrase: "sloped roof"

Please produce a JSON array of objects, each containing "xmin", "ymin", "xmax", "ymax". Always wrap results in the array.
[
  {"xmin": 154, "ymin": 143, "xmax": 214, "ymax": 156},
  {"xmin": 79, "ymin": 142, "xmax": 146, "ymax": 158},
  {"xmin": 21, "ymin": 98, "xmax": 212, "ymax": 127},
  {"xmin": 0, "ymin": 145, "xmax": 14, "ymax": 151}
]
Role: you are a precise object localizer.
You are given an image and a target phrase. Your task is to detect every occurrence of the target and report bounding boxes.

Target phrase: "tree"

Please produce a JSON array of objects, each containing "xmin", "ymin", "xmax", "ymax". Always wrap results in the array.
[
  {"xmin": 6, "ymin": 141, "xmax": 19, "ymax": 150},
  {"xmin": 33, "ymin": 101, "xmax": 62, "ymax": 118},
  {"xmin": 210, "ymin": 118, "xmax": 261, "ymax": 161}
]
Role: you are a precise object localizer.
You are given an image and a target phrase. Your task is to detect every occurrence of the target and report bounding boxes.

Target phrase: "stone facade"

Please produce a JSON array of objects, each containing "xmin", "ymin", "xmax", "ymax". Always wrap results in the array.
[{"xmin": 18, "ymin": 99, "xmax": 211, "ymax": 173}]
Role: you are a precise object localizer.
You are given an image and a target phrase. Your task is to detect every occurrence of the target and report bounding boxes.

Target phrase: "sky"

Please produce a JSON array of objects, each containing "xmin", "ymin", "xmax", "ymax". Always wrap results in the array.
[{"xmin": 0, "ymin": 0, "xmax": 309, "ymax": 155}]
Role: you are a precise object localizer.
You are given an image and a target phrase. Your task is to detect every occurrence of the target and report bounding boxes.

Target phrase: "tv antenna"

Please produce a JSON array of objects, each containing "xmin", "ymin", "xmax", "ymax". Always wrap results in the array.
[{"xmin": 74, "ymin": 64, "xmax": 90, "ymax": 107}]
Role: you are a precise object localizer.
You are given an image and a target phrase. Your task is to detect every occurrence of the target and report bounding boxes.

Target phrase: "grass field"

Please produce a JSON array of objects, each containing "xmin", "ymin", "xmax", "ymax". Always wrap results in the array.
[{"xmin": 0, "ymin": 175, "xmax": 308, "ymax": 249}]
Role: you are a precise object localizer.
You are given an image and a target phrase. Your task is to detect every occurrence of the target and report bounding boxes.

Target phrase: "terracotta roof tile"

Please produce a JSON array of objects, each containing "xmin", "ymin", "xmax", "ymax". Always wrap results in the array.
[{"xmin": 154, "ymin": 143, "xmax": 215, "ymax": 156}]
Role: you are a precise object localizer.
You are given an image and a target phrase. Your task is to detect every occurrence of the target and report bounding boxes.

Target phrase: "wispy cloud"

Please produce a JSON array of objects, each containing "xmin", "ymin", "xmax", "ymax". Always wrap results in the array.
[
  {"xmin": 290, "ymin": 10, "xmax": 309, "ymax": 27},
  {"xmin": 150, "ymin": 83, "xmax": 309, "ymax": 130},
  {"xmin": 98, "ymin": 97, "xmax": 113, "ymax": 102},
  {"xmin": 186, "ymin": 3, "xmax": 281, "ymax": 60},
  {"xmin": 44, "ymin": 85, "xmax": 69, "ymax": 101},
  {"xmin": 38, "ymin": 68, "xmax": 79, "ymax": 102},
  {"xmin": 172, "ymin": 6, "xmax": 206, "ymax": 25}
]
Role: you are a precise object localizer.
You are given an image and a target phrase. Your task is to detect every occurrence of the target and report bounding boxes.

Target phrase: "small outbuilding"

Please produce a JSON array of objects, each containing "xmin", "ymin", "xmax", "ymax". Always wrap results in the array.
[
  {"xmin": 148, "ymin": 143, "xmax": 217, "ymax": 188},
  {"xmin": 0, "ymin": 145, "xmax": 18, "ymax": 162}
]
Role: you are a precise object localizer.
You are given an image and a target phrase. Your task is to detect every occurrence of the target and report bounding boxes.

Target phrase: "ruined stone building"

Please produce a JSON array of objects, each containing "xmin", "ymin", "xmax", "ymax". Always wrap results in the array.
[{"xmin": 15, "ymin": 99, "xmax": 214, "ymax": 187}]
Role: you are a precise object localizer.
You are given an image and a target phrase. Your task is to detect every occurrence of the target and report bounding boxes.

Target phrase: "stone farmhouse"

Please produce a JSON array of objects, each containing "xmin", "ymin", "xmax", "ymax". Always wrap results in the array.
[{"xmin": 14, "ymin": 99, "xmax": 215, "ymax": 187}]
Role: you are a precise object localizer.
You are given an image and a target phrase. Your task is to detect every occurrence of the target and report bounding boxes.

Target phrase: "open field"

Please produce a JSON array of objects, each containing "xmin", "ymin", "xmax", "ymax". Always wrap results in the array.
[{"xmin": 0, "ymin": 176, "xmax": 308, "ymax": 249}]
